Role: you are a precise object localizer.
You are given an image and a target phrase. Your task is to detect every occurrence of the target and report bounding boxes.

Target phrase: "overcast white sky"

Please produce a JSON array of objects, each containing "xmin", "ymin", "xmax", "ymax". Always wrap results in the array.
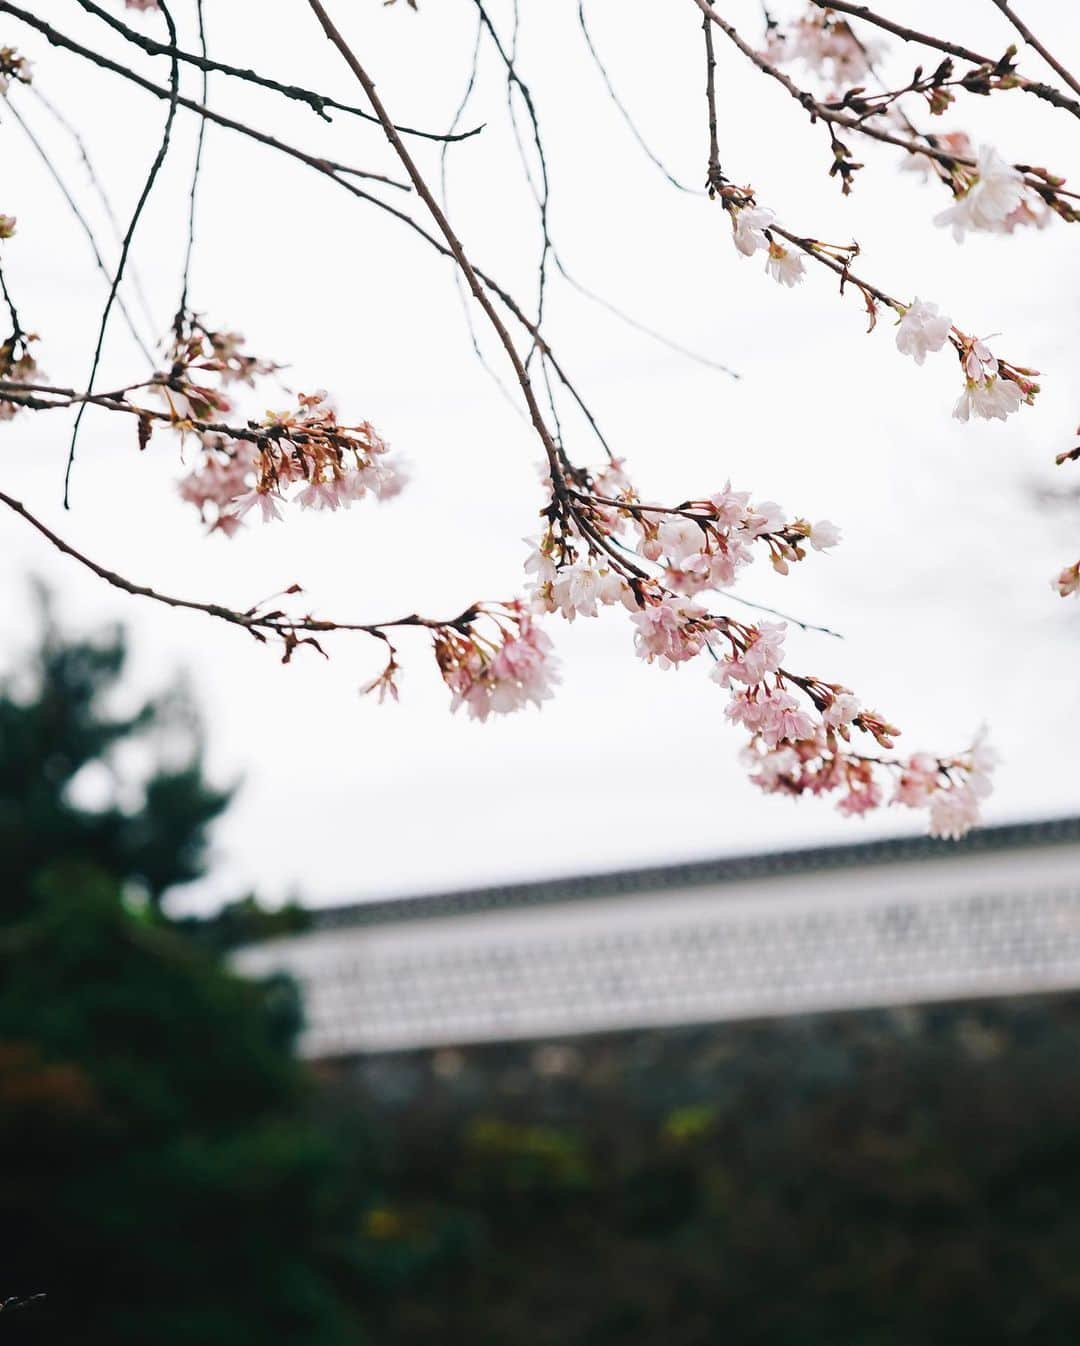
[{"xmin": 2, "ymin": 0, "xmax": 1079, "ymax": 913}]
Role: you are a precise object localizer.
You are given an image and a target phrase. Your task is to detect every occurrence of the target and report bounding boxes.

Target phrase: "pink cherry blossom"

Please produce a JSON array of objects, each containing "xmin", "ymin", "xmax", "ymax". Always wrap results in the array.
[
  {"xmin": 655, "ymin": 517, "xmax": 707, "ymax": 566},
  {"xmin": 231, "ymin": 486, "xmax": 284, "ymax": 524},
  {"xmin": 708, "ymin": 482, "xmax": 753, "ymax": 529},
  {"xmin": 632, "ymin": 595, "xmax": 710, "ymax": 668},
  {"xmin": 927, "ymin": 785, "xmax": 982, "ymax": 839},
  {"xmin": 901, "ymin": 130, "xmax": 974, "ymax": 182},
  {"xmin": 809, "ymin": 520, "xmax": 842, "ymax": 552},
  {"xmin": 893, "ymin": 752, "xmax": 940, "ymax": 807},
  {"xmin": 1053, "ymin": 563, "xmax": 1080, "ymax": 598},
  {"xmin": 713, "ymin": 621, "xmax": 787, "ymax": 687},
  {"xmin": 822, "ymin": 691, "xmax": 859, "ymax": 728},
  {"xmin": 743, "ymin": 501, "xmax": 786, "ymax": 538},
  {"xmin": 440, "ymin": 612, "xmax": 560, "ymax": 721}
]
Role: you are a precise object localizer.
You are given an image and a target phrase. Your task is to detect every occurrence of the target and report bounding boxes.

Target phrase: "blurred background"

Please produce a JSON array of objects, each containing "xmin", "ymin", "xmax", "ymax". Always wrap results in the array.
[{"xmin": 4, "ymin": 0, "xmax": 1080, "ymax": 1341}]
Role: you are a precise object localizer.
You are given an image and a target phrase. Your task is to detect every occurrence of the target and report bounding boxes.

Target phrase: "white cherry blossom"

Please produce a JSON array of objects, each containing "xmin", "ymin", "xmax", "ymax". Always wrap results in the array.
[
  {"xmin": 934, "ymin": 145, "xmax": 1026, "ymax": 241},
  {"xmin": 731, "ymin": 205, "xmax": 775, "ymax": 257},
  {"xmin": 765, "ymin": 241, "xmax": 805, "ymax": 288},
  {"xmin": 895, "ymin": 300, "xmax": 953, "ymax": 366}
]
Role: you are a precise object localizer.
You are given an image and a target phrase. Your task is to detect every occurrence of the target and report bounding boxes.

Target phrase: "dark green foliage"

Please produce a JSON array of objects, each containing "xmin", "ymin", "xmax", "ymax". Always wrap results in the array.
[
  {"xmin": 0, "ymin": 869, "xmax": 356, "ymax": 1346},
  {"xmin": 0, "ymin": 588, "xmax": 231, "ymax": 917},
  {"xmin": 175, "ymin": 892, "xmax": 313, "ymax": 956},
  {"xmin": 0, "ymin": 603, "xmax": 351, "ymax": 1346},
  {"xmin": 332, "ymin": 998, "xmax": 1080, "ymax": 1346}
]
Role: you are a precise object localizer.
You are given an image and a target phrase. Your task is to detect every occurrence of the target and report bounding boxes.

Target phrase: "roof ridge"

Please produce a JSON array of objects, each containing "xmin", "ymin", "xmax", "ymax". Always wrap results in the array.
[{"xmin": 309, "ymin": 815, "xmax": 1080, "ymax": 931}]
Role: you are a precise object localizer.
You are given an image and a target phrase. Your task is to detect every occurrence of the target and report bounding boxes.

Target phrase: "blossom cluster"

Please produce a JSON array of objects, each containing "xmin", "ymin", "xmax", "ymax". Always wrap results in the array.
[
  {"xmin": 892, "ymin": 302, "xmax": 1038, "ymax": 423},
  {"xmin": 517, "ymin": 456, "xmax": 994, "ymax": 837},
  {"xmin": 757, "ymin": 6, "xmax": 1062, "ymax": 237},
  {"xmin": 177, "ymin": 391, "xmax": 403, "ymax": 535},
  {"xmin": 527, "ymin": 464, "xmax": 839, "ymax": 617},
  {"xmin": 761, "ymin": 9, "xmax": 881, "ymax": 87},
  {"xmin": 431, "ymin": 604, "xmax": 560, "ymax": 721},
  {"xmin": 153, "ymin": 318, "xmax": 404, "ymax": 532},
  {"xmin": 156, "ymin": 318, "xmax": 281, "ymax": 422},
  {"xmin": 725, "ymin": 192, "xmax": 1036, "ymax": 423},
  {"xmin": 728, "ymin": 202, "xmax": 806, "ymax": 289},
  {"xmin": 743, "ymin": 718, "xmax": 997, "ymax": 840}
]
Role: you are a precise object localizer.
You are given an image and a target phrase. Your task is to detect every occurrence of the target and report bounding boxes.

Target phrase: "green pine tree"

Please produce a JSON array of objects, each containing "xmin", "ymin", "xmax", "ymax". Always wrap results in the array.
[
  {"xmin": 0, "ymin": 586, "xmax": 231, "ymax": 918},
  {"xmin": 0, "ymin": 595, "xmax": 355, "ymax": 1346}
]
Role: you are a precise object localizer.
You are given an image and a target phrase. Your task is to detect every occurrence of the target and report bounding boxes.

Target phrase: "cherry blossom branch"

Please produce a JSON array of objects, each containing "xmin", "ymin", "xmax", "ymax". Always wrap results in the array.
[
  {"xmin": 0, "ymin": 486, "xmax": 481, "ymax": 653},
  {"xmin": 0, "ymin": 4, "xmax": 622, "ymax": 463},
  {"xmin": 807, "ymin": 0, "xmax": 1080, "ymax": 120},
  {"xmin": 467, "ymin": 0, "xmax": 738, "ymax": 373},
  {"xmin": 0, "ymin": 0, "xmax": 1027, "ymax": 836},
  {"xmin": 303, "ymin": 0, "xmax": 574, "ymax": 513},
  {"xmin": 987, "ymin": 1, "xmax": 1080, "ymax": 100},
  {"xmin": 692, "ymin": 0, "xmax": 1077, "ymax": 205}
]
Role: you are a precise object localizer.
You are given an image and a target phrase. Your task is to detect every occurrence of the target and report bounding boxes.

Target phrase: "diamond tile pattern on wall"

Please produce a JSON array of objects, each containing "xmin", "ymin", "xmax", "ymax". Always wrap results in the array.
[{"xmin": 233, "ymin": 819, "xmax": 1080, "ymax": 1056}]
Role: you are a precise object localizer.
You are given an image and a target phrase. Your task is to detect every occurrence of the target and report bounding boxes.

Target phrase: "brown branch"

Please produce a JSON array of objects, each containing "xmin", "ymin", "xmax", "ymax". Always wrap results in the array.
[
  {"xmin": 703, "ymin": 13, "xmax": 722, "ymax": 191},
  {"xmin": 303, "ymin": 0, "xmax": 550, "ymax": 455},
  {"xmin": 770, "ymin": 226, "xmax": 896, "ymax": 309},
  {"xmin": 69, "ymin": 0, "xmax": 484, "ymax": 144},
  {"xmin": 0, "ymin": 4, "xmax": 409, "ymax": 191},
  {"xmin": 0, "ymin": 3, "xmax": 617, "ymax": 464},
  {"xmin": 810, "ymin": 1, "xmax": 989, "ymax": 65},
  {"xmin": 987, "ymin": 0, "xmax": 1080, "ymax": 100},
  {"xmin": 301, "ymin": 0, "xmax": 648, "ymax": 584},
  {"xmin": 692, "ymin": 0, "xmax": 1080, "ymax": 185},
  {"xmin": 0, "ymin": 487, "xmax": 477, "ymax": 646},
  {"xmin": 809, "ymin": 0, "xmax": 1080, "ymax": 121}
]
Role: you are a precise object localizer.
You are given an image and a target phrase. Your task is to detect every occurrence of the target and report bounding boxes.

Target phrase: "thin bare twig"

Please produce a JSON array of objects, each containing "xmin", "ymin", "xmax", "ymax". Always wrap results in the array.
[
  {"xmin": 303, "ymin": 0, "xmax": 650, "ymax": 584},
  {"xmin": 64, "ymin": 0, "xmax": 180, "ymax": 508},
  {"xmin": 27, "ymin": 83, "xmax": 159, "ymax": 333},
  {"xmin": 175, "ymin": 0, "xmax": 208, "ymax": 334},
  {"xmin": 579, "ymin": 0, "xmax": 703, "ymax": 195},
  {"xmin": 0, "ymin": 4, "xmax": 411, "ymax": 192},
  {"xmin": 70, "ymin": 0, "xmax": 484, "ymax": 143},
  {"xmin": 0, "ymin": 2, "xmax": 615, "ymax": 456},
  {"xmin": 4, "ymin": 96, "xmax": 156, "ymax": 365}
]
